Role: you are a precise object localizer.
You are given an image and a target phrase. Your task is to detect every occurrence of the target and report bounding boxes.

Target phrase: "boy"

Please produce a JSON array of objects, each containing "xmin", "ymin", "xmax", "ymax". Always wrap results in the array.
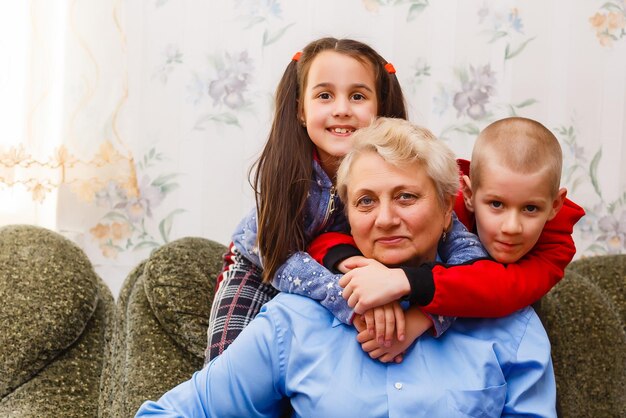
[{"xmin": 310, "ymin": 117, "xmax": 584, "ymax": 356}]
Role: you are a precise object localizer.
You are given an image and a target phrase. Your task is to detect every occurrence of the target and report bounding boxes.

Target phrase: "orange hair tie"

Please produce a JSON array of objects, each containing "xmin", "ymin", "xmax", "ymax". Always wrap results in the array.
[
  {"xmin": 292, "ymin": 51, "xmax": 302, "ymax": 62},
  {"xmin": 385, "ymin": 62, "xmax": 396, "ymax": 74}
]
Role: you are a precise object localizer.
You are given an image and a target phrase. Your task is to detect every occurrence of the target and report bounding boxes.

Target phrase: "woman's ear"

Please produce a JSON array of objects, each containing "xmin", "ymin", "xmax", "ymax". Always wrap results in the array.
[
  {"xmin": 443, "ymin": 194, "xmax": 455, "ymax": 230},
  {"xmin": 461, "ymin": 175, "xmax": 475, "ymax": 213}
]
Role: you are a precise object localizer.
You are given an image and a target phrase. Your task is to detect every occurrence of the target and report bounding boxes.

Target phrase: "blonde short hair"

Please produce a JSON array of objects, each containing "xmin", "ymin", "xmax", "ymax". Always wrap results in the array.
[
  {"xmin": 336, "ymin": 117, "xmax": 459, "ymax": 210},
  {"xmin": 470, "ymin": 117, "xmax": 563, "ymax": 197}
]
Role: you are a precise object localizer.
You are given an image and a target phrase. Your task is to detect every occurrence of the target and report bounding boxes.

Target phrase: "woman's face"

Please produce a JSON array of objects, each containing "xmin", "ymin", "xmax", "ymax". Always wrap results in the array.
[
  {"xmin": 300, "ymin": 51, "xmax": 378, "ymax": 176},
  {"xmin": 346, "ymin": 151, "xmax": 453, "ymax": 267}
]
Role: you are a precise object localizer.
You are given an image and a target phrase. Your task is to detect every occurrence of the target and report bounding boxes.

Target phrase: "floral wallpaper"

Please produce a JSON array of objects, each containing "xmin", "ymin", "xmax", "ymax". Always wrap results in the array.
[{"xmin": 1, "ymin": 0, "xmax": 625, "ymax": 295}]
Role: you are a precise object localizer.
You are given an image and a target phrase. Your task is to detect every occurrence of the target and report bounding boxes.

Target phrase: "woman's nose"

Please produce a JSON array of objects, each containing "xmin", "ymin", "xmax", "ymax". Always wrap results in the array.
[
  {"xmin": 374, "ymin": 201, "xmax": 399, "ymax": 228},
  {"xmin": 501, "ymin": 211, "xmax": 522, "ymax": 234}
]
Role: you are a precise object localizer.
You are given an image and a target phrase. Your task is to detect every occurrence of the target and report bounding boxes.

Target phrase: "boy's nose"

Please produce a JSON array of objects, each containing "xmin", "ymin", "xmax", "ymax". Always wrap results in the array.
[{"xmin": 501, "ymin": 211, "xmax": 522, "ymax": 234}]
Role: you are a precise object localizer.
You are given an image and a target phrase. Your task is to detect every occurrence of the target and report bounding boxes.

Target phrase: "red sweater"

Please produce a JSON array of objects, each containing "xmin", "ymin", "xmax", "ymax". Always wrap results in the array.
[{"xmin": 308, "ymin": 159, "xmax": 586, "ymax": 317}]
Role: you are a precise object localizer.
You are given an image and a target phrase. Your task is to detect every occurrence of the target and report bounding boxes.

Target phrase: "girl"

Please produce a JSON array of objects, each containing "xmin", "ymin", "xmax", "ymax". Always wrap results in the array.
[
  {"xmin": 205, "ymin": 37, "xmax": 409, "ymax": 361},
  {"xmin": 206, "ymin": 37, "xmax": 485, "ymax": 361}
]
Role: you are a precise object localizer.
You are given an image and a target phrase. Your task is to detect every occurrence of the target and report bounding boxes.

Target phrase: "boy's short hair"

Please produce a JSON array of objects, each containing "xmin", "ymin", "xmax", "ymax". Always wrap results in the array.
[
  {"xmin": 470, "ymin": 117, "xmax": 563, "ymax": 197},
  {"xmin": 337, "ymin": 117, "xmax": 459, "ymax": 210}
]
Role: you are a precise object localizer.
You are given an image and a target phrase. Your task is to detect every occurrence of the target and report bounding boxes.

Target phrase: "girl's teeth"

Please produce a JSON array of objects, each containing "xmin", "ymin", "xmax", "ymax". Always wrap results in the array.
[{"xmin": 333, "ymin": 128, "xmax": 351, "ymax": 133}]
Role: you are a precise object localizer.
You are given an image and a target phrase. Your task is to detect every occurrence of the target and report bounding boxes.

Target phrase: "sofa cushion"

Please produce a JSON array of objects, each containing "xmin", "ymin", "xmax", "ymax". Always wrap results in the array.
[
  {"xmin": 0, "ymin": 225, "xmax": 99, "ymax": 398},
  {"xmin": 142, "ymin": 237, "xmax": 227, "ymax": 358},
  {"xmin": 0, "ymin": 279, "xmax": 113, "ymax": 417}
]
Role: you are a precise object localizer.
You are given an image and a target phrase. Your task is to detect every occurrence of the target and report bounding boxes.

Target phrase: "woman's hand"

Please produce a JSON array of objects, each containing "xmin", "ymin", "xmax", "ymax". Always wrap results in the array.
[{"xmin": 339, "ymin": 258, "xmax": 410, "ymax": 314}]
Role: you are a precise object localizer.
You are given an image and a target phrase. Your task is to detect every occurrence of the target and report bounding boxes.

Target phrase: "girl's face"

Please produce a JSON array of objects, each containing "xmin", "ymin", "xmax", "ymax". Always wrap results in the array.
[{"xmin": 301, "ymin": 51, "xmax": 378, "ymax": 176}]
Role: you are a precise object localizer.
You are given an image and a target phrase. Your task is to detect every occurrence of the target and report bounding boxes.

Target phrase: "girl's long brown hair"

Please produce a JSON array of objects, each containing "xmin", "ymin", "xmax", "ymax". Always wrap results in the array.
[{"xmin": 252, "ymin": 37, "xmax": 408, "ymax": 283}]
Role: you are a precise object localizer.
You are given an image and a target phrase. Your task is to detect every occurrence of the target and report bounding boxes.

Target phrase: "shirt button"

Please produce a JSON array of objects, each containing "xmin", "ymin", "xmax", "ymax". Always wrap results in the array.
[{"xmin": 394, "ymin": 382, "xmax": 403, "ymax": 390}]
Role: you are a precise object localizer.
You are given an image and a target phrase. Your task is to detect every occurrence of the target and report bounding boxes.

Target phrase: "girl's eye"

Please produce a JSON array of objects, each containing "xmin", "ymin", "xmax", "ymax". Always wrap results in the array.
[
  {"xmin": 352, "ymin": 92, "xmax": 366, "ymax": 101},
  {"xmin": 489, "ymin": 201, "xmax": 503, "ymax": 209},
  {"xmin": 318, "ymin": 92, "xmax": 332, "ymax": 100}
]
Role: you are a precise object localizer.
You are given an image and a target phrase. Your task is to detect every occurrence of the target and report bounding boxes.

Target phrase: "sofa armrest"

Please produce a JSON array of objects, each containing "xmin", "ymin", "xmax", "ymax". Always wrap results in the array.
[{"xmin": 539, "ymin": 255, "xmax": 626, "ymax": 417}]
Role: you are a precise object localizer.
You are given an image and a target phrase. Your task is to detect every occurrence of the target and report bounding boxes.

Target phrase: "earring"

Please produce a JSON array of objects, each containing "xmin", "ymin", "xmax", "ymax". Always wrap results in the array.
[
  {"xmin": 301, "ymin": 120, "xmax": 306, "ymax": 127},
  {"xmin": 441, "ymin": 230, "xmax": 447, "ymax": 243}
]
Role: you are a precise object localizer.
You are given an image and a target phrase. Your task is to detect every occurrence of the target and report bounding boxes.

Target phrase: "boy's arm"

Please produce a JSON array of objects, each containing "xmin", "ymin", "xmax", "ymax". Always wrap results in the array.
[
  {"xmin": 308, "ymin": 232, "xmax": 362, "ymax": 272},
  {"xmin": 310, "ymin": 200, "xmax": 584, "ymax": 320},
  {"xmin": 310, "ymin": 234, "xmax": 457, "ymax": 337},
  {"xmin": 273, "ymin": 251, "xmax": 354, "ymax": 324},
  {"xmin": 413, "ymin": 198, "xmax": 585, "ymax": 317},
  {"xmin": 322, "ymin": 214, "xmax": 488, "ymax": 337}
]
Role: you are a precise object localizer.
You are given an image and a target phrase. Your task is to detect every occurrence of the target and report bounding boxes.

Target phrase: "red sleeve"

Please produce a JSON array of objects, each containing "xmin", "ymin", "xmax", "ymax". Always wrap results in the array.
[
  {"xmin": 421, "ymin": 198, "xmax": 585, "ymax": 317},
  {"xmin": 308, "ymin": 232, "xmax": 356, "ymax": 264}
]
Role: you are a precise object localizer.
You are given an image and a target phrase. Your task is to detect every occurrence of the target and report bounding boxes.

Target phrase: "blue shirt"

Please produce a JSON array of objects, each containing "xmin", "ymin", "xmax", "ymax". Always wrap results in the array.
[{"xmin": 136, "ymin": 293, "xmax": 556, "ymax": 417}]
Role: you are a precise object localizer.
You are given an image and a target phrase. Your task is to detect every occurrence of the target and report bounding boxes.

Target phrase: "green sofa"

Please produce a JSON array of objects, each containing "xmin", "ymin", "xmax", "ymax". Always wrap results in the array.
[
  {"xmin": 0, "ymin": 225, "xmax": 114, "ymax": 417},
  {"xmin": 1, "ymin": 224, "xmax": 624, "ymax": 417}
]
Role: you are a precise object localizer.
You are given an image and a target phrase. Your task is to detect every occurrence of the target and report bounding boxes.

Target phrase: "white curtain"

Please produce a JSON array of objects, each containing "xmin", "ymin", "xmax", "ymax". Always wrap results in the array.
[{"xmin": 1, "ymin": 0, "xmax": 625, "ymax": 296}]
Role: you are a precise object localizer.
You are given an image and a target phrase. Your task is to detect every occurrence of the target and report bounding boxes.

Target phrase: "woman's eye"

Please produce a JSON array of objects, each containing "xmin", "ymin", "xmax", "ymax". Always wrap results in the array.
[
  {"xmin": 489, "ymin": 201, "xmax": 503, "ymax": 209},
  {"xmin": 397, "ymin": 193, "xmax": 418, "ymax": 204},
  {"xmin": 355, "ymin": 196, "xmax": 374, "ymax": 207}
]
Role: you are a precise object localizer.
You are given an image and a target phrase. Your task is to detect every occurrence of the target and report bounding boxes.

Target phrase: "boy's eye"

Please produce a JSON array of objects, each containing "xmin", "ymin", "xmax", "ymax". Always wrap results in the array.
[
  {"xmin": 489, "ymin": 201, "xmax": 503, "ymax": 209},
  {"xmin": 524, "ymin": 205, "xmax": 539, "ymax": 213}
]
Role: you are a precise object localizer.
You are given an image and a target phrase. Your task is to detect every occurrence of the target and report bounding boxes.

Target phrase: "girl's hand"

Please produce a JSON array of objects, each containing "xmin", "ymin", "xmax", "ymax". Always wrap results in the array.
[
  {"xmin": 353, "ymin": 306, "xmax": 432, "ymax": 364},
  {"xmin": 356, "ymin": 328, "xmax": 410, "ymax": 363},
  {"xmin": 339, "ymin": 258, "xmax": 410, "ymax": 314},
  {"xmin": 361, "ymin": 302, "xmax": 405, "ymax": 347}
]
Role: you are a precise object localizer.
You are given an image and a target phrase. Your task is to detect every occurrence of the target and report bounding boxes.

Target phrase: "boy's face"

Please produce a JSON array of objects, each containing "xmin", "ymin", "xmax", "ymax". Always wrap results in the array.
[{"xmin": 462, "ymin": 162, "xmax": 566, "ymax": 264}]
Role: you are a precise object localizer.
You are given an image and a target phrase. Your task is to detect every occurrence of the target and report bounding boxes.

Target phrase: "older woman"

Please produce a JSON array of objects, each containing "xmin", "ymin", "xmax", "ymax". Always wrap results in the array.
[{"xmin": 136, "ymin": 118, "xmax": 556, "ymax": 417}]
